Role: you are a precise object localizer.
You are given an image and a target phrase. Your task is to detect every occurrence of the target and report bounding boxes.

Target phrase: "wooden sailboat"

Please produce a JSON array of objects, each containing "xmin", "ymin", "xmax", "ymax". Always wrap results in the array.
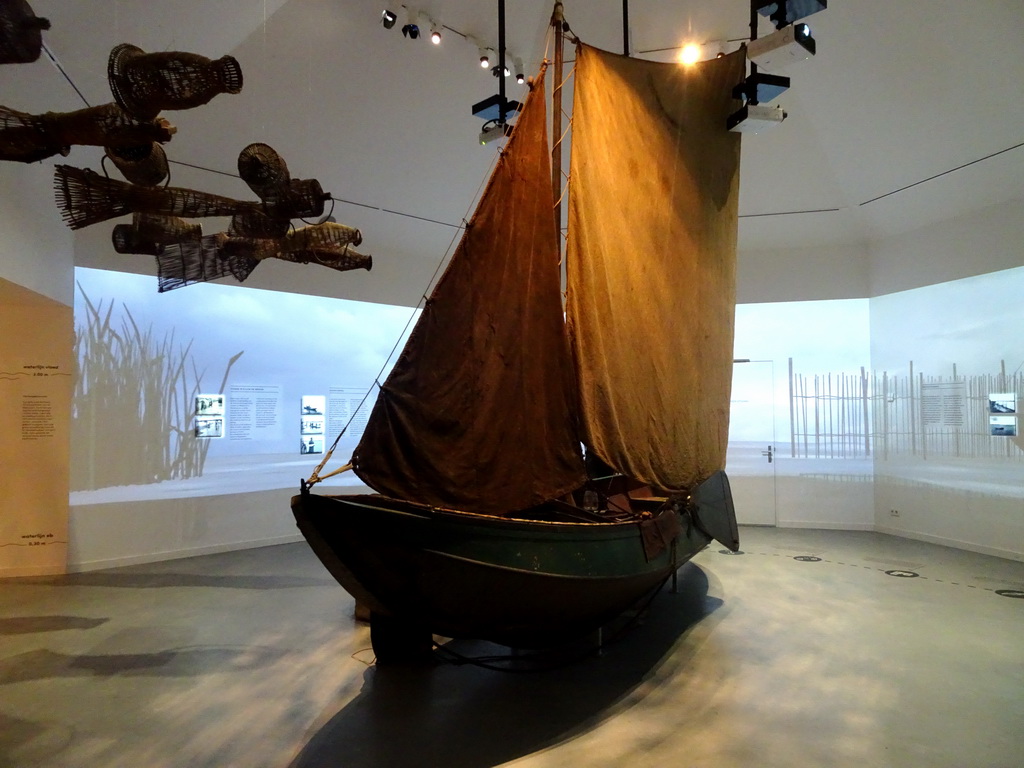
[{"xmin": 292, "ymin": 30, "xmax": 746, "ymax": 661}]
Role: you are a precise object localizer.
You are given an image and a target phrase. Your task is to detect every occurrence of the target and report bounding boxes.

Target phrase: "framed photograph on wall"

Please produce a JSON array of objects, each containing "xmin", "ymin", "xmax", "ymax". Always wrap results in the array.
[
  {"xmin": 988, "ymin": 393, "xmax": 1016, "ymax": 415},
  {"xmin": 195, "ymin": 393, "xmax": 225, "ymax": 417},
  {"xmin": 300, "ymin": 435, "xmax": 324, "ymax": 454},
  {"xmin": 195, "ymin": 416, "xmax": 224, "ymax": 438},
  {"xmin": 301, "ymin": 395, "xmax": 326, "ymax": 416},
  {"xmin": 301, "ymin": 416, "xmax": 324, "ymax": 435},
  {"xmin": 989, "ymin": 415, "xmax": 1017, "ymax": 437}
]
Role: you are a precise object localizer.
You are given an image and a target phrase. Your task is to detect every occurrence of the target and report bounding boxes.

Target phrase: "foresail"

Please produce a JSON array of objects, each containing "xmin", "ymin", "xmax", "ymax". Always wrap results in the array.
[
  {"xmin": 351, "ymin": 72, "xmax": 586, "ymax": 514},
  {"xmin": 565, "ymin": 44, "xmax": 744, "ymax": 492}
]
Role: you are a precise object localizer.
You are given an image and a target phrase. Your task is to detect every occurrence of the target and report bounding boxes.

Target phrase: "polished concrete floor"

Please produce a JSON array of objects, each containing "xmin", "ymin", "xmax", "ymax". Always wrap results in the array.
[{"xmin": 1, "ymin": 527, "xmax": 1022, "ymax": 768}]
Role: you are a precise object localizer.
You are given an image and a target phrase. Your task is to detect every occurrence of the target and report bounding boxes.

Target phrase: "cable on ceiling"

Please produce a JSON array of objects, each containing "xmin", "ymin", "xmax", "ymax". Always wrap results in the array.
[{"xmin": 859, "ymin": 140, "xmax": 1024, "ymax": 207}]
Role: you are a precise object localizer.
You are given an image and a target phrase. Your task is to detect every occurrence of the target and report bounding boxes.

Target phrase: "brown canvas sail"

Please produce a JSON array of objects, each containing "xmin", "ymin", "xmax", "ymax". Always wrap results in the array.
[
  {"xmin": 352, "ymin": 73, "xmax": 587, "ymax": 513},
  {"xmin": 565, "ymin": 44, "xmax": 744, "ymax": 492}
]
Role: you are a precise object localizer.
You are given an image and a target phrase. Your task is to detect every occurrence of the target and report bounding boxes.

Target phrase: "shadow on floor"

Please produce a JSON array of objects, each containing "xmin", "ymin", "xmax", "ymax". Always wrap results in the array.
[
  {"xmin": 0, "ymin": 711, "xmax": 70, "ymax": 766},
  {"xmin": 0, "ymin": 616, "xmax": 109, "ymax": 635},
  {"xmin": 7, "ymin": 573, "xmax": 334, "ymax": 590},
  {"xmin": 288, "ymin": 562, "xmax": 720, "ymax": 768},
  {"xmin": 0, "ymin": 644, "xmax": 286, "ymax": 684}
]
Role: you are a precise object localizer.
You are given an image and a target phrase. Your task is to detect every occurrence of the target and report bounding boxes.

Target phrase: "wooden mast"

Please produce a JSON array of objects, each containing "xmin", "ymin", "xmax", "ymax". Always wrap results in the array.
[{"xmin": 551, "ymin": 2, "xmax": 564, "ymax": 254}]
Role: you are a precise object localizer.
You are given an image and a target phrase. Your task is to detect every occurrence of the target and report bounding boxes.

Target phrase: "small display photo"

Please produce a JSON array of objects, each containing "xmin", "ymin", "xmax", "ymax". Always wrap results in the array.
[
  {"xmin": 988, "ymin": 393, "xmax": 1017, "ymax": 415},
  {"xmin": 195, "ymin": 416, "xmax": 224, "ymax": 438},
  {"xmin": 300, "ymin": 435, "xmax": 324, "ymax": 454},
  {"xmin": 195, "ymin": 393, "xmax": 225, "ymax": 416},
  {"xmin": 301, "ymin": 416, "xmax": 324, "ymax": 435},
  {"xmin": 301, "ymin": 395, "xmax": 326, "ymax": 416},
  {"xmin": 989, "ymin": 415, "xmax": 1017, "ymax": 437}
]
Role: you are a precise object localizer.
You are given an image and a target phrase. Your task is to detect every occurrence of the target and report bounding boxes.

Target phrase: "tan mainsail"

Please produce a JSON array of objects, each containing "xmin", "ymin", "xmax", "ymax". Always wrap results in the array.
[
  {"xmin": 352, "ymin": 72, "xmax": 587, "ymax": 513},
  {"xmin": 565, "ymin": 44, "xmax": 744, "ymax": 492}
]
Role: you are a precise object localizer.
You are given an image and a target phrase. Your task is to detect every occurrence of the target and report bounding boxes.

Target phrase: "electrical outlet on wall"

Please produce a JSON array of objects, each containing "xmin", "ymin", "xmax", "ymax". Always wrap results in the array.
[{"xmin": 890, "ymin": 509, "xmax": 900, "ymax": 517}]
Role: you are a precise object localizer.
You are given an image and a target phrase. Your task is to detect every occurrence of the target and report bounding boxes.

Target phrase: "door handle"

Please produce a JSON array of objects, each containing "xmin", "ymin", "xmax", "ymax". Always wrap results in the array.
[{"xmin": 761, "ymin": 445, "xmax": 773, "ymax": 463}]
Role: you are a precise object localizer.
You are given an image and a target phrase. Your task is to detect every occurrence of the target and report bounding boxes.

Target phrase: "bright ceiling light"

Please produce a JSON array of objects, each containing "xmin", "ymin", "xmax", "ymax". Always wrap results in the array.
[
  {"xmin": 679, "ymin": 43, "xmax": 701, "ymax": 65},
  {"xmin": 430, "ymin": 24, "xmax": 442, "ymax": 44},
  {"xmin": 479, "ymin": 47, "xmax": 492, "ymax": 68}
]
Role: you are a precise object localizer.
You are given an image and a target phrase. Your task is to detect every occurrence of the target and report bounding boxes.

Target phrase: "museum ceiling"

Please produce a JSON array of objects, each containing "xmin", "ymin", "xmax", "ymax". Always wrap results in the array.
[{"xmin": 3, "ymin": 0, "xmax": 1022, "ymax": 282}]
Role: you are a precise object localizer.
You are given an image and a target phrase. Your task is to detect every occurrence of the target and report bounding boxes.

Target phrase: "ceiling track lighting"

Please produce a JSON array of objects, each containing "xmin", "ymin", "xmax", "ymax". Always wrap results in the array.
[
  {"xmin": 727, "ymin": 103, "xmax": 787, "ymax": 133},
  {"xmin": 753, "ymin": 0, "xmax": 827, "ymax": 29},
  {"xmin": 733, "ymin": 71, "xmax": 790, "ymax": 104},
  {"xmin": 747, "ymin": 21, "xmax": 815, "ymax": 71},
  {"xmin": 383, "ymin": 11, "xmax": 529, "ymax": 89},
  {"xmin": 479, "ymin": 120, "xmax": 513, "ymax": 145},
  {"xmin": 492, "ymin": 49, "xmax": 519, "ymax": 79},
  {"xmin": 470, "ymin": 0, "xmax": 526, "ymax": 145},
  {"xmin": 729, "ymin": 0, "xmax": 826, "ymax": 131},
  {"xmin": 401, "ymin": 8, "xmax": 420, "ymax": 40},
  {"xmin": 471, "ymin": 94, "xmax": 522, "ymax": 122}
]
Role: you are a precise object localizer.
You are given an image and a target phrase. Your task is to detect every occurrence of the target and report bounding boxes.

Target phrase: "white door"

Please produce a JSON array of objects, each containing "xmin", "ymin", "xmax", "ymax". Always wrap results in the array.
[{"xmin": 726, "ymin": 360, "xmax": 777, "ymax": 526}]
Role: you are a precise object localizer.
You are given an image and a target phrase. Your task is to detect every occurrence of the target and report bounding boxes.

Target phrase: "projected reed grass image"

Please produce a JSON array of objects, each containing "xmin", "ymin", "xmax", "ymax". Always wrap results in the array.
[{"xmin": 72, "ymin": 284, "xmax": 243, "ymax": 491}]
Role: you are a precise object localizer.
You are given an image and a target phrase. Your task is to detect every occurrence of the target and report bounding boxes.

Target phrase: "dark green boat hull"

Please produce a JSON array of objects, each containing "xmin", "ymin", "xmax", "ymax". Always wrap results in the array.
[{"xmin": 291, "ymin": 472, "xmax": 738, "ymax": 649}]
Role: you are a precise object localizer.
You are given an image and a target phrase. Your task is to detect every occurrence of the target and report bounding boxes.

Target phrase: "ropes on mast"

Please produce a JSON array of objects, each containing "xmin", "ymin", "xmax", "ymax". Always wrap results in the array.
[{"xmin": 551, "ymin": 3, "xmax": 565, "ymax": 252}]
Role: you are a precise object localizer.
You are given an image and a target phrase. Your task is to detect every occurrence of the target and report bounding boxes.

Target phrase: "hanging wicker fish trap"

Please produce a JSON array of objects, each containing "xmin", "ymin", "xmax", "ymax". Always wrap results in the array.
[
  {"xmin": 271, "ymin": 177, "xmax": 328, "ymax": 219},
  {"xmin": 0, "ymin": 0, "xmax": 50, "ymax": 64},
  {"xmin": 156, "ymin": 236, "xmax": 258, "ymax": 292},
  {"xmin": 276, "ymin": 245, "xmax": 372, "ymax": 273},
  {"xmin": 2, "ymin": 103, "xmax": 173, "ymax": 163},
  {"xmin": 54, "ymin": 164, "xmax": 261, "ymax": 229},
  {"xmin": 105, "ymin": 141, "xmax": 169, "ymax": 186},
  {"xmin": 237, "ymin": 142, "xmax": 290, "ymax": 197},
  {"xmin": 228, "ymin": 211, "xmax": 290, "ymax": 239},
  {"xmin": 112, "ymin": 212, "xmax": 201, "ymax": 254},
  {"xmin": 0, "ymin": 104, "xmax": 68, "ymax": 162},
  {"xmin": 287, "ymin": 221, "xmax": 362, "ymax": 249},
  {"xmin": 108, "ymin": 43, "xmax": 243, "ymax": 120}
]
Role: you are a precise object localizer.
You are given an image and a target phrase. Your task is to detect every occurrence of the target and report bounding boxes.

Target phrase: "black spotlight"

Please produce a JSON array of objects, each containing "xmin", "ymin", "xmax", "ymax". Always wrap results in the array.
[
  {"xmin": 754, "ymin": 0, "xmax": 826, "ymax": 29},
  {"xmin": 733, "ymin": 72, "xmax": 790, "ymax": 104},
  {"xmin": 381, "ymin": 9, "xmax": 397, "ymax": 29},
  {"xmin": 402, "ymin": 22, "xmax": 420, "ymax": 39}
]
